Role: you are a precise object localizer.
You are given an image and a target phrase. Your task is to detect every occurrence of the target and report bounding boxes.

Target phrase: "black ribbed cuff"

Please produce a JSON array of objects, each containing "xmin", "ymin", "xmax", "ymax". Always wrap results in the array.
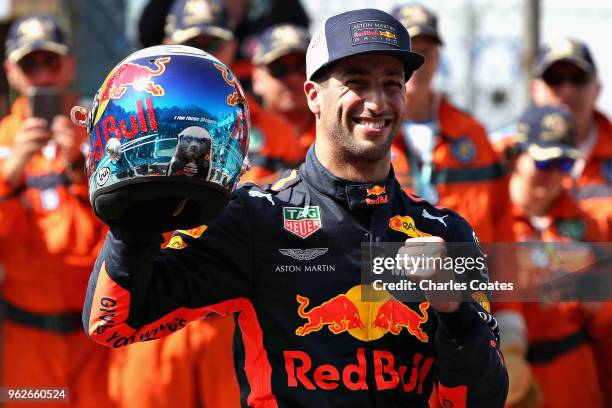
[{"xmin": 435, "ymin": 302, "xmax": 477, "ymax": 339}]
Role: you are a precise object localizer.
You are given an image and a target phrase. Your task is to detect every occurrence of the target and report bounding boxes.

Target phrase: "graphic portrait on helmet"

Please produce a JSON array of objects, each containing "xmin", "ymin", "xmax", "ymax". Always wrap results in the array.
[
  {"xmin": 72, "ymin": 44, "xmax": 250, "ymax": 231},
  {"xmin": 167, "ymin": 125, "xmax": 213, "ymax": 178}
]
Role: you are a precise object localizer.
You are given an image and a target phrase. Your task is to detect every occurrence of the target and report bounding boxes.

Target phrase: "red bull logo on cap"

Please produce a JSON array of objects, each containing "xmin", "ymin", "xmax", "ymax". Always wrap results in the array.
[
  {"xmin": 295, "ymin": 285, "xmax": 429, "ymax": 342},
  {"xmin": 94, "ymin": 57, "xmax": 171, "ymax": 125},
  {"xmin": 379, "ymin": 30, "xmax": 397, "ymax": 40}
]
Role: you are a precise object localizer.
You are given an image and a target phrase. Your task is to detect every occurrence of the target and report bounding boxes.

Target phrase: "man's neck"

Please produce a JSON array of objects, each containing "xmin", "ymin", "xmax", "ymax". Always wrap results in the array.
[
  {"xmin": 405, "ymin": 87, "xmax": 435, "ymax": 122},
  {"xmin": 314, "ymin": 138, "xmax": 390, "ymax": 183},
  {"xmin": 284, "ymin": 111, "xmax": 314, "ymax": 136},
  {"xmin": 574, "ymin": 111, "xmax": 595, "ymax": 145}
]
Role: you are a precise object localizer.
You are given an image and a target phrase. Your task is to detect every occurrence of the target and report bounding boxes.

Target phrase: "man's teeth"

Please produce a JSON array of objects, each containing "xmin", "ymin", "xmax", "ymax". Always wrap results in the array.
[{"xmin": 356, "ymin": 119, "xmax": 386, "ymax": 129}]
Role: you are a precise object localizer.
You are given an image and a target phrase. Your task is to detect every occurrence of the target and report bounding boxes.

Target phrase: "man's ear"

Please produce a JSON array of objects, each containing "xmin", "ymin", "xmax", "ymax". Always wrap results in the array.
[
  {"xmin": 4, "ymin": 61, "xmax": 17, "ymax": 86},
  {"xmin": 304, "ymin": 81, "xmax": 321, "ymax": 116},
  {"xmin": 251, "ymin": 66, "xmax": 263, "ymax": 97},
  {"xmin": 594, "ymin": 78, "xmax": 602, "ymax": 100}
]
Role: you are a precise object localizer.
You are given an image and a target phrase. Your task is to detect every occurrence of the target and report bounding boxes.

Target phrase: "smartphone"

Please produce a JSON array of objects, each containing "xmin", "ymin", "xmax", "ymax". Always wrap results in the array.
[{"xmin": 27, "ymin": 86, "xmax": 63, "ymax": 125}]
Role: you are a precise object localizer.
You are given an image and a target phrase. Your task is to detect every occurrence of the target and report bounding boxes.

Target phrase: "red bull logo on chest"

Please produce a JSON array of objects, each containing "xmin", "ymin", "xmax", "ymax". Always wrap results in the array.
[
  {"xmin": 295, "ymin": 285, "xmax": 429, "ymax": 342},
  {"xmin": 288, "ymin": 286, "xmax": 434, "ymax": 392}
]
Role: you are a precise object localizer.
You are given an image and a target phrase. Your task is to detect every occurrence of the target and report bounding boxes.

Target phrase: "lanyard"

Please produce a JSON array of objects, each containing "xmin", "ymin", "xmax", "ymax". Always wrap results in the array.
[{"xmin": 402, "ymin": 119, "xmax": 440, "ymax": 204}]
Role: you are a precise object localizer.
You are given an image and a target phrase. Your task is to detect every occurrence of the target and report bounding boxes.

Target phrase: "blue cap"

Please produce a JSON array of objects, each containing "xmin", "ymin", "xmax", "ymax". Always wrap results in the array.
[
  {"xmin": 165, "ymin": 0, "xmax": 233, "ymax": 44},
  {"xmin": 516, "ymin": 106, "xmax": 580, "ymax": 161},
  {"xmin": 5, "ymin": 14, "xmax": 68, "ymax": 62},
  {"xmin": 306, "ymin": 8, "xmax": 424, "ymax": 81},
  {"xmin": 252, "ymin": 24, "xmax": 309, "ymax": 66}
]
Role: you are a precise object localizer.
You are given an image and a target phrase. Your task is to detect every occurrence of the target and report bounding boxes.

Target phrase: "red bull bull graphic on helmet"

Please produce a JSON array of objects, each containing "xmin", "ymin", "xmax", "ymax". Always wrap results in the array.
[
  {"xmin": 295, "ymin": 285, "xmax": 429, "ymax": 342},
  {"xmin": 214, "ymin": 63, "xmax": 249, "ymax": 156},
  {"xmin": 94, "ymin": 57, "xmax": 171, "ymax": 126}
]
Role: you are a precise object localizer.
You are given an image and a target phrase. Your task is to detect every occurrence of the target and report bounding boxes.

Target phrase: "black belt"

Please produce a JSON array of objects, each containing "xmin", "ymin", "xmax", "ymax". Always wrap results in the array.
[
  {"xmin": 527, "ymin": 330, "xmax": 589, "ymax": 365},
  {"xmin": 2, "ymin": 299, "xmax": 82, "ymax": 334}
]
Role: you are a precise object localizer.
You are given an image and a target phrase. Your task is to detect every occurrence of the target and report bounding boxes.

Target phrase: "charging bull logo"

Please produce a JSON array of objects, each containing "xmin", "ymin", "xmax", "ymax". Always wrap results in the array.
[
  {"xmin": 94, "ymin": 57, "xmax": 171, "ymax": 124},
  {"xmin": 295, "ymin": 285, "xmax": 429, "ymax": 342},
  {"xmin": 214, "ymin": 63, "xmax": 249, "ymax": 155},
  {"xmin": 214, "ymin": 63, "xmax": 247, "ymax": 107},
  {"xmin": 372, "ymin": 299, "xmax": 429, "ymax": 342},
  {"xmin": 296, "ymin": 294, "xmax": 366, "ymax": 336},
  {"xmin": 379, "ymin": 30, "xmax": 397, "ymax": 40}
]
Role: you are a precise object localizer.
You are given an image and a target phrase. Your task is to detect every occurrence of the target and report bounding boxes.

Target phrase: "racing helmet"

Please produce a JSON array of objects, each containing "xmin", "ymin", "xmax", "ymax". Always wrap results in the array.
[{"xmin": 72, "ymin": 45, "xmax": 250, "ymax": 231}]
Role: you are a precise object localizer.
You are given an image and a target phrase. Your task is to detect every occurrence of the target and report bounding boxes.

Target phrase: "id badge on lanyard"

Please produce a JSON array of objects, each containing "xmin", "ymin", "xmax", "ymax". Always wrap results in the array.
[{"xmin": 402, "ymin": 120, "xmax": 439, "ymax": 204}]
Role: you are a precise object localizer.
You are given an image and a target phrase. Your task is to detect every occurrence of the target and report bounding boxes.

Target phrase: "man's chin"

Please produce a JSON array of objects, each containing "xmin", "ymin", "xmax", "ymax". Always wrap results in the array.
[{"xmin": 348, "ymin": 139, "xmax": 392, "ymax": 162}]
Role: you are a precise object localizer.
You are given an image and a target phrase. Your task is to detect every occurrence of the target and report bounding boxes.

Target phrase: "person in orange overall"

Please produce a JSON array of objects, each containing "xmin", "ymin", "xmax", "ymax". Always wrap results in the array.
[
  {"xmin": 495, "ymin": 105, "xmax": 609, "ymax": 408},
  {"xmin": 491, "ymin": 38, "xmax": 612, "ymax": 240},
  {"xmin": 389, "ymin": 3, "xmax": 510, "ymax": 243},
  {"xmin": 251, "ymin": 23, "xmax": 315, "ymax": 160},
  {"xmin": 490, "ymin": 38, "xmax": 612, "ymax": 405},
  {"xmin": 0, "ymin": 14, "xmax": 112, "ymax": 407}
]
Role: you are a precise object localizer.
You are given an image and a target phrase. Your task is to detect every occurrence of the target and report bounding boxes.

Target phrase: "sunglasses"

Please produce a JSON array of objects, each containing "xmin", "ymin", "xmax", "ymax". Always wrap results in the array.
[
  {"xmin": 18, "ymin": 53, "xmax": 62, "ymax": 74},
  {"xmin": 542, "ymin": 71, "xmax": 592, "ymax": 87},
  {"xmin": 534, "ymin": 157, "xmax": 575, "ymax": 173},
  {"xmin": 267, "ymin": 59, "xmax": 306, "ymax": 79},
  {"xmin": 184, "ymin": 37, "xmax": 225, "ymax": 54}
]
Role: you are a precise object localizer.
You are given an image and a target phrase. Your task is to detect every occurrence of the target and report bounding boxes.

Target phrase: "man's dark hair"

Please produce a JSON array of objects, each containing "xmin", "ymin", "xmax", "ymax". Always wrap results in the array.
[{"xmin": 310, "ymin": 65, "xmax": 332, "ymax": 85}]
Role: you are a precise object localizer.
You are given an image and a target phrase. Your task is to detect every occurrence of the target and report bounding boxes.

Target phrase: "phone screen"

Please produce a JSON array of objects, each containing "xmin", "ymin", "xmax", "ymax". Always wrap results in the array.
[{"xmin": 27, "ymin": 86, "xmax": 63, "ymax": 124}]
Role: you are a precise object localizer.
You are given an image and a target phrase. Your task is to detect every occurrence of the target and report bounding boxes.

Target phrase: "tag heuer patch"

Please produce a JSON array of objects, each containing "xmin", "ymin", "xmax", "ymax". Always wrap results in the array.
[
  {"xmin": 350, "ymin": 20, "xmax": 399, "ymax": 47},
  {"xmin": 283, "ymin": 206, "xmax": 321, "ymax": 239}
]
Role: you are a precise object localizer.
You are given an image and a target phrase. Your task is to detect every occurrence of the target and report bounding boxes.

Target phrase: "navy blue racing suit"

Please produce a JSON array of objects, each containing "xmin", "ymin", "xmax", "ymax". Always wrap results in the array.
[{"xmin": 83, "ymin": 147, "xmax": 508, "ymax": 407}]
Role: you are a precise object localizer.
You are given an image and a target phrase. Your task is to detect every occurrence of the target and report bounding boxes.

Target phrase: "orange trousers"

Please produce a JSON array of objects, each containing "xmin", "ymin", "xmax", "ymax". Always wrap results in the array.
[
  {"xmin": 108, "ymin": 315, "xmax": 240, "ymax": 408},
  {"xmin": 2, "ymin": 320, "xmax": 114, "ymax": 408}
]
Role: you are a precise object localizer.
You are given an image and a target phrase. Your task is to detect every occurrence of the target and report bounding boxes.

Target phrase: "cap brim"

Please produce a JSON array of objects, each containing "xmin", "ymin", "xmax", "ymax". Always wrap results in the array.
[
  {"xmin": 309, "ymin": 49, "xmax": 425, "ymax": 81},
  {"xmin": 406, "ymin": 26, "xmax": 443, "ymax": 45},
  {"xmin": 527, "ymin": 143, "xmax": 581, "ymax": 161},
  {"xmin": 7, "ymin": 41, "xmax": 68, "ymax": 62},
  {"xmin": 170, "ymin": 25, "xmax": 234, "ymax": 44},
  {"xmin": 254, "ymin": 46, "xmax": 308, "ymax": 66},
  {"xmin": 534, "ymin": 56, "xmax": 594, "ymax": 77}
]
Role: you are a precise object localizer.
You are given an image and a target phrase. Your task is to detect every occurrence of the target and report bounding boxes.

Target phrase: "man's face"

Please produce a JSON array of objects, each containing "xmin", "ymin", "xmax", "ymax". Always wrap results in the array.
[
  {"xmin": 531, "ymin": 61, "xmax": 599, "ymax": 119},
  {"xmin": 252, "ymin": 52, "xmax": 308, "ymax": 115},
  {"xmin": 513, "ymin": 152, "xmax": 569, "ymax": 204},
  {"xmin": 406, "ymin": 36, "xmax": 439, "ymax": 90},
  {"xmin": 310, "ymin": 54, "xmax": 406, "ymax": 162},
  {"xmin": 4, "ymin": 50, "xmax": 73, "ymax": 95}
]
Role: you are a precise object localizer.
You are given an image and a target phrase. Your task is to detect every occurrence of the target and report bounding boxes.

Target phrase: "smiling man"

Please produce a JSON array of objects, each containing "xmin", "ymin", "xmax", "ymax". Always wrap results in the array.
[{"xmin": 84, "ymin": 8, "xmax": 508, "ymax": 407}]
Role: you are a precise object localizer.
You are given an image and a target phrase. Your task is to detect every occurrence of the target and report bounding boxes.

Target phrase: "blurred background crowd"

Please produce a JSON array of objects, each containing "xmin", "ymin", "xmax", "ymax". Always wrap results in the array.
[{"xmin": 0, "ymin": 1, "xmax": 610, "ymax": 407}]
